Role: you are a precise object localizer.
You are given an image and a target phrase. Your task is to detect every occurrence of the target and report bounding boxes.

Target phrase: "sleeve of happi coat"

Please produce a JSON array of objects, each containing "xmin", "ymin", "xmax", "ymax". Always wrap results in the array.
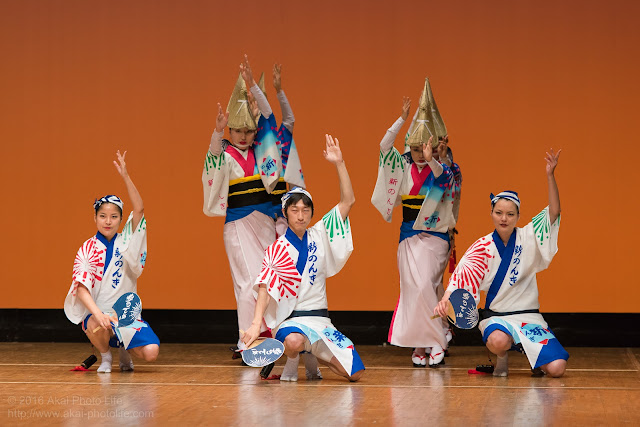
[
  {"xmin": 64, "ymin": 238, "xmax": 103, "ymax": 324},
  {"xmin": 313, "ymin": 205, "xmax": 354, "ymax": 278},
  {"xmin": 202, "ymin": 130, "xmax": 231, "ymax": 217},
  {"xmin": 445, "ymin": 235, "xmax": 493, "ymax": 303},
  {"xmin": 120, "ymin": 212, "xmax": 148, "ymax": 278},
  {"xmin": 526, "ymin": 206, "xmax": 561, "ymax": 272}
]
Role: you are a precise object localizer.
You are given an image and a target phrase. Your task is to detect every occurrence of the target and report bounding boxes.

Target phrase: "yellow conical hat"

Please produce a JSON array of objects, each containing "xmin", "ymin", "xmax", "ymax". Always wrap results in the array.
[
  {"xmin": 257, "ymin": 72, "xmax": 267, "ymax": 99},
  {"xmin": 226, "ymin": 73, "xmax": 257, "ymax": 130},
  {"xmin": 425, "ymin": 77, "xmax": 447, "ymax": 141},
  {"xmin": 406, "ymin": 79, "xmax": 438, "ymax": 148}
]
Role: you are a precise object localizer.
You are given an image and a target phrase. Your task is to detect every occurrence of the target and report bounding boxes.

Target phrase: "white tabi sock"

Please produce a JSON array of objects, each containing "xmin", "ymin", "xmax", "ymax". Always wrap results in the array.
[
  {"xmin": 493, "ymin": 354, "xmax": 509, "ymax": 377},
  {"xmin": 280, "ymin": 355, "xmax": 299, "ymax": 382},
  {"xmin": 97, "ymin": 351, "xmax": 112, "ymax": 373},
  {"xmin": 304, "ymin": 354, "xmax": 322, "ymax": 380},
  {"xmin": 119, "ymin": 347, "xmax": 134, "ymax": 371}
]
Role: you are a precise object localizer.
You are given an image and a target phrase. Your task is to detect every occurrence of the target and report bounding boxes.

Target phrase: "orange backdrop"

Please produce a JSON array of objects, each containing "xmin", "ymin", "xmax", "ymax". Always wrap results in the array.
[{"xmin": 1, "ymin": 0, "xmax": 638, "ymax": 312}]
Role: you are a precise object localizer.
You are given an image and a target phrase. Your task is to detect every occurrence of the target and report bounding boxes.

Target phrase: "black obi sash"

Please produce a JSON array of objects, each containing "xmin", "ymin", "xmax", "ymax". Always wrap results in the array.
[
  {"xmin": 401, "ymin": 195, "xmax": 425, "ymax": 223},
  {"xmin": 228, "ymin": 175, "xmax": 286, "ymax": 209}
]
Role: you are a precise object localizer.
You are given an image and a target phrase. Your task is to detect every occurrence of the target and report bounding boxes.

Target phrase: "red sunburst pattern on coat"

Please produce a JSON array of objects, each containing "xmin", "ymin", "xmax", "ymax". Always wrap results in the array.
[
  {"xmin": 72, "ymin": 237, "xmax": 105, "ymax": 294},
  {"xmin": 257, "ymin": 240, "xmax": 301, "ymax": 301},
  {"xmin": 449, "ymin": 237, "xmax": 493, "ymax": 299}
]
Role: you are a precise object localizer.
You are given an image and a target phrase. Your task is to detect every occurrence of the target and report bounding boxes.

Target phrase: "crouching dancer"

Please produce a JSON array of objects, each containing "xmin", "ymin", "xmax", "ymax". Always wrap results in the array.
[
  {"xmin": 435, "ymin": 149, "xmax": 567, "ymax": 377},
  {"xmin": 242, "ymin": 135, "xmax": 364, "ymax": 381},
  {"xmin": 64, "ymin": 151, "xmax": 159, "ymax": 373}
]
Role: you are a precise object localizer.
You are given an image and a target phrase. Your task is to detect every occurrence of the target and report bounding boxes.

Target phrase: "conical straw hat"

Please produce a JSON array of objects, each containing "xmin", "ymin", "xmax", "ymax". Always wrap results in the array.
[
  {"xmin": 406, "ymin": 79, "xmax": 438, "ymax": 148},
  {"xmin": 425, "ymin": 77, "xmax": 447, "ymax": 141},
  {"xmin": 226, "ymin": 73, "xmax": 257, "ymax": 130}
]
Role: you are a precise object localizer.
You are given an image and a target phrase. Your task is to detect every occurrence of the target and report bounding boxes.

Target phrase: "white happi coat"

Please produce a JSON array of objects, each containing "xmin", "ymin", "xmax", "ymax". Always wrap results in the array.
[
  {"xmin": 64, "ymin": 213, "xmax": 147, "ymax": 324},
  {"xmin": 447, "ymin": 207, "xmax": 561, "ymax": 368},
  {"xmin": 254, "ymin": 206, "xmax": 359, "ymax": 371}
]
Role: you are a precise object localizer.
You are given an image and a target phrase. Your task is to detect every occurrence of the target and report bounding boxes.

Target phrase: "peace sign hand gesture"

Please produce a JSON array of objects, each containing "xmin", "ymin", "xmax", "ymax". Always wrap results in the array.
[
  {"xmin": 545, "ymin": 148, "xmax": 561, "ymax": 176},
  {"xmin": 113, "ymin": 150, "xmax": 129, "ymax": 178}
]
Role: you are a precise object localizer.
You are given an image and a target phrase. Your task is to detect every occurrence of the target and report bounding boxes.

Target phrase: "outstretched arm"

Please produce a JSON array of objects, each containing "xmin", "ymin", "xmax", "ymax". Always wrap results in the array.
[
  {"xmin": 545, "ymin": 148, "xmax": 562, "ymax": 225},
  {"xmin": 241, "ymin": 284, "xmax": 269, "ymax": 347},
  {"xmin": 113, "ymin": 151, "xmax": 144, "ymax": 229},
  {"xmin": 240, "ymin": 54, "xmax": 273, "ymax": 118},
  {"xmin": 274, "ymin": 63, "xmax": 295, "ymax": 132},
  {"xmin": 380, "ymin": 97, "xmax": 410, "ymax": 152},
  {"xmin": 209, "ymin": 103, "xmax": 229, "ymax": 155},
  {"xmin": 76, "ymin": 284, "xmax": 114, "ymax": 330},
  {"xmin": 324, "ymin": 134, "xmax": 355, "ymax": 220}
]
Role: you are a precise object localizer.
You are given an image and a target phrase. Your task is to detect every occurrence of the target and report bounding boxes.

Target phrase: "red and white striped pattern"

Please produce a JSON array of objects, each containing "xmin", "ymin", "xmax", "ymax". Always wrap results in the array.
[{"xmin": 257, "ymin": 240, "xmax": 301, "ymax": 301}]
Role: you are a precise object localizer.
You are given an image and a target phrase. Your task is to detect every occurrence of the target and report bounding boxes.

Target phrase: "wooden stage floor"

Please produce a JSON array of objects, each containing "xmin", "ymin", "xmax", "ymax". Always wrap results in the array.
[{"xmin": 1, "ymin": 343, "xmax": 639, "ymax": 426}]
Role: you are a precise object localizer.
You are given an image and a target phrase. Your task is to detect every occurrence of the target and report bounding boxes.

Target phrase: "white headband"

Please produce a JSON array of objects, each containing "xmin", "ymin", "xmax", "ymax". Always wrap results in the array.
[
  {"xmin": 94, "ymin": 195, "xmax": 123, "ymax": 212},
  {"xmin": 281, "ymin": 187, "xmax": 312, "ymax": 210},
  {"xmin": 490, "ymin": 191, "xmax": 520, "ymax": 209}
]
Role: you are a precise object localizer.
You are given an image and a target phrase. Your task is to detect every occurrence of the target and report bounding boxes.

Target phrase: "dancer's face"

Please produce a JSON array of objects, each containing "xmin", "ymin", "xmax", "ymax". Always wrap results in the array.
[
  {"xmin": 491, "ymin": 199, "xmax": 519, "ymax": 238},
  {"xmin": 410, "ymin": 145, "xmax": 426, "ymax": 165},
  {"xmin": 95, "ymin": 203, "xmax": 122, "ymax": 241},
  {"xmin": 286, "ymin": 199, "xmax": 313, "ymax": 238},
  {"xmin": 229, "ymin": 127, "xmax": 256, "ymax": 151}
]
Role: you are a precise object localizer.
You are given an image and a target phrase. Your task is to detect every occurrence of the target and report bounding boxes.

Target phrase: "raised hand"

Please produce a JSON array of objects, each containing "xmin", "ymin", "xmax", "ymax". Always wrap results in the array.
[
  {"xmin": 247, "ymin": 91, "xmax": 259, "ymax": 119},
  {"xmin": 215, "ymin": 103, "xmax": 230, "ymax": 132},
  {"xmin": 113, "ymin": 150, "xmax": 129, "ymax": 178},
  {"xmin": 323, "ymin": 134, "xmax": 344, "ymax": 164},
  {"xmin": 239, "ymin": 54, "xmax": 256, "ymax": 87},
  {"xmin": 273, "ymin": 63, "xmax": 282, "ymax": 93},
  {"xmin": 436, "ymin": 139, "xmax": 449, "ymax": 164},
  {"xmin": 545, "ymin": 148, "xmax": 561, "ymax": 176},
  {"xmin": 401, "ymin": 97, "xmax": 411, "ymax": 121},
  {"xmin": 422, "ymin": 136, "xmax": 434, "ymax": 162}
]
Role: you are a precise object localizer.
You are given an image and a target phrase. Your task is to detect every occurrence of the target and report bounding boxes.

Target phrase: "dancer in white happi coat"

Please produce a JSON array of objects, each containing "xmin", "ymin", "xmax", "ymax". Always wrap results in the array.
[
  {"xmin": 64, "ymin": 151, "xmax": 159, "ymax": 373},
  {"xmin": 372, "ymin": 89, "xmax": 461, "ymax": 367},
  {"xmin": 435, "ymin": 149, "xmax": 568, "ymax": 377},
  {"xmin": 242, "ymin": 134, "xmax": 364, "ymax": 382},
  {"xmin": 202, "ymin": 56, "xmax": 307, "ymax": 357}
]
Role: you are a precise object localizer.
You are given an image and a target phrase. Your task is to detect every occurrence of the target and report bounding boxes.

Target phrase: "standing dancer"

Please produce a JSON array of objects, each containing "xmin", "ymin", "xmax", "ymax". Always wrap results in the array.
[
  {"xmin": 435, "ymin": 149, "xmax": 567, "ymax": 377},
  {"xmin": 372, "ymin": 83, "xmax": 461, "ymax": 367},
  {"xmin": 202, "ymin": 56, "xmax": 311, "ymax": 369},
  {"xmin": 64, "ymin": 151, "xmax": 159, "ymax": 373},
  {"xmin": 242, "ymin": 135, "xmax": 364, "ymax": 382}
]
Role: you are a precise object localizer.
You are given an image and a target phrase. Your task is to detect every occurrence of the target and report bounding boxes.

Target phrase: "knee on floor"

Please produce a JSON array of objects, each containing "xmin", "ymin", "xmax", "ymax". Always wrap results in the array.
[
  {"xmin": 348, "ymin": 370, "xmax": 364, "ymax": 382},
  {"xmin": 543, "ymin": 360, "xmax": 566, "ymax": 378}
]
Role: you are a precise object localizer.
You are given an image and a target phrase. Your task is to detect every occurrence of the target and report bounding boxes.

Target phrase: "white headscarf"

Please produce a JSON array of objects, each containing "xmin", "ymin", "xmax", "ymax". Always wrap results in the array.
[
  {"xmin": 281, "ymin": 187, "xmax": 312, "ymax": 210},
  {"xmin": 94, "ymin": 195, "xmax": 123, "ymax": 212},
  {"xmin": 490, "ymin": 191, "xmax": 520, "ymax": 209}
]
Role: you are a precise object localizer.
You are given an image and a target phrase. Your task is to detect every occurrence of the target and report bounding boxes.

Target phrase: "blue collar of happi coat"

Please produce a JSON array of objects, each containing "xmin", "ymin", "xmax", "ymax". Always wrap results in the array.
[
  {"xmin": 96, "ymin": 231, "xmax": 117, "ymax": 276},
  {"xmin": 285, "ymin": 228, "xmax": 308, "ymax": 277},
  {"xmin": 485, "ymin": 229, "xmax": 517, "ymax": 309}
]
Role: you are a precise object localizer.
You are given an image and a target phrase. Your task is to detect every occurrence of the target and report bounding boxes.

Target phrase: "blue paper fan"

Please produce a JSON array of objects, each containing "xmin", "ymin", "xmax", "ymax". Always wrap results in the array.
[
  {"xmin": 447, "ymin": 288, "xmax": 479, "ymax": 329},
  {"xmin": 241, "ymin": 338, "xmax": 285, "ymax": 367},
  {"xmin": 112, "ymin": 292, "xmax": 142, "ymax": 327}
]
